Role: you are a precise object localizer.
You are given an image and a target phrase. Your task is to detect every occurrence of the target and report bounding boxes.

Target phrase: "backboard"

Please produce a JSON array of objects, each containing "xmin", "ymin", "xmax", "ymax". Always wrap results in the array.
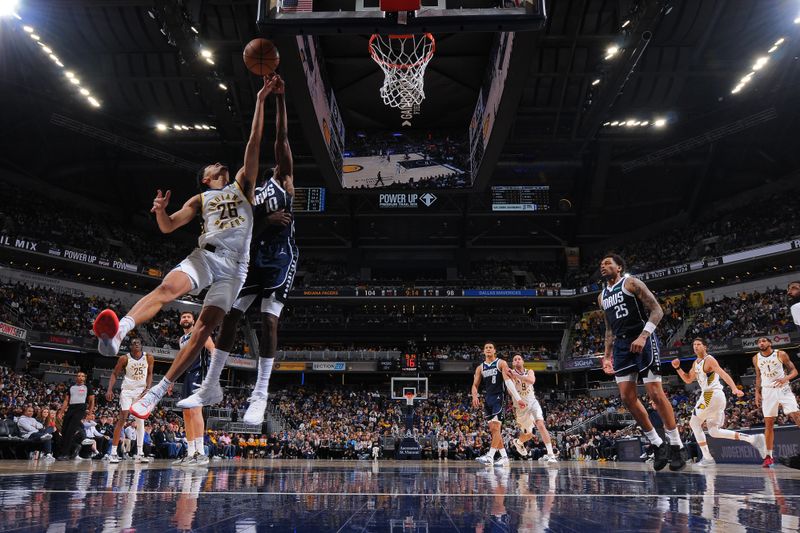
[
  {"xmin": 257, "ymin": 0, "xmax": 546, "ymax": 35},
  {"xmin": 391, "ymin": 377, "xmax": 428, "ymax": 400}
]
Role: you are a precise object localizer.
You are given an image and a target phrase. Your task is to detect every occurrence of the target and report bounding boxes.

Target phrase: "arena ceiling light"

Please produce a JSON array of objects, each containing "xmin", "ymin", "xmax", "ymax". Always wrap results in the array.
[
  {"xmin": 602, "ymin": 117, "xmax": 667, "ymax": 129},
  {"xmin": 17, "ymin": 21, "xmax": 103, "ymax": 108},
  {"xmin": 0, "ymin": 0, "xmax": 20, "ymax": 18},
  {"xmin": 155, "ymin": 122, "xmax": 216, "ymax": 133},
  {"xmin": 604, "ymin": 45, "xmax": 620, "ymax": 60}
]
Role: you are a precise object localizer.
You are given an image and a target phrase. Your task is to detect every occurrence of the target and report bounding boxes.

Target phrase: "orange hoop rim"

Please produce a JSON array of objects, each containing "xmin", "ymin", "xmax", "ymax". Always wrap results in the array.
[{"xmin": 368, "ymin": 33, "xmax": 436, "ymax": 70}]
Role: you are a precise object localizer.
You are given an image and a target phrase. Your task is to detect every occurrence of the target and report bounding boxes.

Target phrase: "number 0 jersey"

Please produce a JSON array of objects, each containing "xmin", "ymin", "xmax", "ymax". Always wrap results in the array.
[
  {"xmin": 121, "ymin": 353, "xmax": 149, "ymax": 391},
  {"xmin": 600, "ymin": 276, "xmax": 648, "ymax": 339},
  {"xmin": 198, "ymin": 180, "xmax": 254, "ymax": 257}
]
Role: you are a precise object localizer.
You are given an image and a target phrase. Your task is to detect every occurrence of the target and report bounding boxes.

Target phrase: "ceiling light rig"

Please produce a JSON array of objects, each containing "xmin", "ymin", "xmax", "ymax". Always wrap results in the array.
[
  {"xmin": 17, "ymin": 22, "xmax": 102, "ymax": 108},
  {"xmin": 155, "ymin": 122, "xmax": 217, "ymax": 133},
  {"xmin": 602, "ymin": 116, "xmax": 667, "ymax": 129},
  {"xmin": 731, "ymin": 36, "xmax": 789, "ymax": 95}
]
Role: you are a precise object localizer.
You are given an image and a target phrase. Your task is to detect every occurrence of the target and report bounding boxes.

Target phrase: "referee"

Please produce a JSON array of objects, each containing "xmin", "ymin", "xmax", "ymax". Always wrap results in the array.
[{"xmin": 56, "ymin": 372, "xmax": 95, "ymax": 460}]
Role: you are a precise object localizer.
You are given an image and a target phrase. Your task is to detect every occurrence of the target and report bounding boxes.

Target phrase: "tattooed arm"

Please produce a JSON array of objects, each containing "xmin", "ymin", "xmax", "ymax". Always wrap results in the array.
[
  {"xmin": 624, "ymin": 277, "xmax": 664, "ymax": 354},
  {"xmin": 600, "ymin": 293, "xmax": 615, "ymax": 375}
]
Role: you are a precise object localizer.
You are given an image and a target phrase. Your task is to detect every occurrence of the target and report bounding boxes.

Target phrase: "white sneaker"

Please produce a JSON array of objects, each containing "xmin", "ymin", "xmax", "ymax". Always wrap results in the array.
[
  {"xmin": 176, "ymin": 382, "xmax": 224, "ymax": 409},
  {"xmin": 43, "ymin": 454, "xmax": 55, "ymax": 462},
  {"xmin": 511, "ymin": 439, "xmax": 528, "ymax": 457},
  {"xmin": 130, "ymin": 389, "xmax": 161, "ymax": 419},
  {"xmin": 97, "ymin": 333, "xmax": 123, "ymax": 358},
  {"xmin": 694, "ymin": 457, "xmax": 717, "ymax": 468},
  {"xmin": 243, "ymin": 394, "xmax": 268, "ymax": 425},
  {"xmin": 546, "ymin": 454, "xmax": 559, "ymax": 463},
  {"xmin": 135, "ymin": 455, "xmax": 151, "ymax": 463},
  {"xmin": 494, "ymin": 456, "xmax": 510, "ymax": 467},
  {"xmin": 172, "ymin": 456, "xmax": 187, "ymax": 467},
  {"xmin": 752, "ymin": 434, "xmax": 767, "ymax": 459},
  {"xmin": 192, "ymin": 454, "xmax": 209, "ymax": 466},
  {"xmin": 109, "ymin": 455, "xmax": 121, "ymax": 464},
  {"xmin": 476, "ymin": 454, "xmax": 494, "ymax": 465}
]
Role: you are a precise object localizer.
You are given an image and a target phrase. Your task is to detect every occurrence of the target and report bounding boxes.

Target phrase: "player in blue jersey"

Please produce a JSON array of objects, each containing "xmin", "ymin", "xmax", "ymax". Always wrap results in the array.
[
  {"xmin": 172, "ymin": 311, "xmax": 215, "ymax": 467},
  {"xmin": 599, "ymin": 253, "xmax": 686, "ymax": 472},
  {"xmin": 471, "ymin": 341, "xmax": 527, "ymax": 467},
  {"xmin": 178, "ymin": 76, "xmax": 296, "ymax": 426}
]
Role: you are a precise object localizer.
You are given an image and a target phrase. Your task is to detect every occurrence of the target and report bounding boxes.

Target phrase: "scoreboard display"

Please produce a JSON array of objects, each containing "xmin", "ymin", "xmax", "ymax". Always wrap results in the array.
[
  {"xmin": 292, "ymin": 187, "xmax": 326, "ymax": 213},
  {"xmin": 491, "ymin": 185, "xmax": 550, "ymax": 212}
]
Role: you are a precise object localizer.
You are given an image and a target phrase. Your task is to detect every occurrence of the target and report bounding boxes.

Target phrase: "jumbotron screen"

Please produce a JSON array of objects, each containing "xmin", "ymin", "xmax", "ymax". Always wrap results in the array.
[{"xmin": 491, "ymin": 185, "xmax": 550, "ymax": 212}]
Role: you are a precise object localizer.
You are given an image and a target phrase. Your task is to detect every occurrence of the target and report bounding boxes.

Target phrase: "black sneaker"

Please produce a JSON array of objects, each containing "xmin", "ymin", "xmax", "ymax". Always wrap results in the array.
[
  {"xmin": 778, "ymin": 454, "xmax": 800, "ymax": 470},
  {"xmin": 653, "ymin": 442, "xmax": 670, "ymax": 471},
  {"xmin": 669, "ymin": 445, "xmax": 687, "ymax": 471}
]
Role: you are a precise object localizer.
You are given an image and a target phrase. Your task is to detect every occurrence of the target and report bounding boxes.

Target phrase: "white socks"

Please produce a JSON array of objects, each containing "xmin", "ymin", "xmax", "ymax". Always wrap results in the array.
[
  {"xmin": 119, "ymin": 316, "xmax": 135, "ymax": 339},
  {"xmin": 194, "ymin": 437, "xmax": 205, "ymax": 456},
  {"xmin": 187, "ymin": 440, "xmax": 196, "ymax": 457},
  {"xmin": 205, "ymin": 349, "xmax": 230, "ymax": 384},
  {"xmin": 488, "ymin": 447, "xmax": 499, "ymax": 458},
  {"xmin": 644, "ymin": 429, "xmax": 664, "ymax": 448},
  {"xmin": 699, "ymin": 442, "xmax": 710, "ymax": 457},
  {"xmin": 136, "ymin": 418, "xmax": 145, "ymax": 455},
  {"xmin": 499, "ymin": 448, "xmax": 508, "ymax": 458},
  {"xmin": 665, "ymin": 427, "xmax": 683, "ymax": 448},
  {"xmin": 545, "ymin": 442, "xmax": 554, "ymax": 456},
  {"xmin": 253, "ymin": 358, "xmax": 275, "ymax": 397},
  {"xmin": 151, "ymin": 377, "xmax": 173, "ymax": 399}
]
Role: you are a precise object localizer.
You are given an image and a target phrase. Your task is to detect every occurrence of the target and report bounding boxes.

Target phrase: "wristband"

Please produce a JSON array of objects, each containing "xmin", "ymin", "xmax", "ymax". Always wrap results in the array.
[{"xmin": 643, "ymin": 321, "xmax": 657, "ymax": 335}]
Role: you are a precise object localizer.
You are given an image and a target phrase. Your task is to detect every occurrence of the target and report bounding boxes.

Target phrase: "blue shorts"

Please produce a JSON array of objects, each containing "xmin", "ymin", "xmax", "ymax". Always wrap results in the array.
[
  {"xmin": 612, "ymin": 334, "xmax": 662, "ymax": 378},
  {"xmin": 483, "ymin": 393, "xmax": 505, "ymax": 421},
  {"xmin": 182, "ymin": 367, "xmax": 203, "ymax": 399},
  {"xmin": 235, "ymin": 242, "xmax": 299, "ymax": 311}
]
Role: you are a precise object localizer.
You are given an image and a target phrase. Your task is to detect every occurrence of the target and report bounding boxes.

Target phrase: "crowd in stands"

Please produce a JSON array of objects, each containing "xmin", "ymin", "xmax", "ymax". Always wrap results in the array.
[{"xmin": 0, "ymin": 180, "xmax": 193, "ymax": 275}]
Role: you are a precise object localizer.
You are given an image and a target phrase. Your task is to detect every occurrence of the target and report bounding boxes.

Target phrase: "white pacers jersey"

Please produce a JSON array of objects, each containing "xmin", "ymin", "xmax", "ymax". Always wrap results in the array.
[
  {"xmin": 758, "ymin": 350, "xmax": 786, "ymax": 389},
  {"xmin": 512, "ymin": 369, "xmax": 536, "ymax": 402},
  {"xmin": 198, "ymin": 180, "xmax": 253, "ymax": 257},
  {"xmin": 694, "ymin": 356, "xmax": 723, "ymax": 393},
  {"xmin": 121, "ymin": 353, "xmax": 148, "ymax": 391}
]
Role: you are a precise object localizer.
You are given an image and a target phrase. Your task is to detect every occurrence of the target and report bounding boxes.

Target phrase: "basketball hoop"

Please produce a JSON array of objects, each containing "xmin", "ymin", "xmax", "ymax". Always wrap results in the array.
[
  {"xmin": 369, "ymin": 33, "xmax": 435, "ymax": 109},
  {"xmin": 403, "ymin": 391, "xmax": 416, "ymax": 406}
]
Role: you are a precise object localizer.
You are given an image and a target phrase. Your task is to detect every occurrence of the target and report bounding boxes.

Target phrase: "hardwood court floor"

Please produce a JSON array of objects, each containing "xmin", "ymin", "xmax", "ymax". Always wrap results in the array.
[{"xmin": 0, "ymin": 458, "xmax": 798, "ymax": 532}]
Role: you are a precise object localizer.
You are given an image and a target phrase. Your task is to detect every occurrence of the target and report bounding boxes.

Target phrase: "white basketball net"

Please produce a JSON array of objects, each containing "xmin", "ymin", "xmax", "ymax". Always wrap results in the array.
[{"xmin": 369, "ymin": 33, "xmax": 435, "ymax": 109}]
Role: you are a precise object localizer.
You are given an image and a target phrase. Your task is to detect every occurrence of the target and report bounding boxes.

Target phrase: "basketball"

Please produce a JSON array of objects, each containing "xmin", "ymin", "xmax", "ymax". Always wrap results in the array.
[{"xmin": 243, "ymin": 38, "xmax": 280, "ymax": 76}]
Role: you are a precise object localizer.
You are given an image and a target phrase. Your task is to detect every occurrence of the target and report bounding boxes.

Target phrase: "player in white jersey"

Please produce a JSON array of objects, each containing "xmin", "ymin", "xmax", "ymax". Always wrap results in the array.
[
  {"xmin": 173, "ymin": 311, "xmax": 215, "ymax": 467},
  {"xmin": 105, "ymin": 338, "xmax": 154, "ymax": 463},
  {"xmin": 504, "ymin": 354, "xmax": 557, "ymax": 462},
  {"xmin": 754, "ymin": 336, "xmax": 800, "ymax": 467},
  {"xmin": 90, "ymin": 76, "xmax": 277, "ymax": 419},
  {"xmin": 672, "ymin": 338, "xmax": 766, "ymax": 467}
]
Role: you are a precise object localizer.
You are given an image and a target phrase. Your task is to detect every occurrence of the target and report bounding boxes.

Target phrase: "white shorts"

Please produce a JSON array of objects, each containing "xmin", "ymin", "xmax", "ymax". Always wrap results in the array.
[
  {"xmin": 691, "ymin": 389, "xmax": 726, "ymax": 429},
  {"xmin": 120, "ymin": 387, "xmax": 145, "ymax": 412},
  {"xmin": 514, "ymin": 398, "xmax": 544, "ymax": 434},
  {"xmin": 762, "ymin": 386, "xmax": 800, "ymax": 418},
  {"xmin": 231, "ymin": 292, "xmax": 284, "ymax": 317},
  {"xmin": 172, "ymin": 247, "xmax": 249, "ymax": 312},
  {"xmin": 615, "ymin": 369, "xmax": 662, "ymax": 384}
]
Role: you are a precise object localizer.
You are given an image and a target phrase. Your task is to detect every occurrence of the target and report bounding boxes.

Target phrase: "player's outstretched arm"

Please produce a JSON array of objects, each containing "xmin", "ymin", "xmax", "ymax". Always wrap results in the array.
[
  {"xmin": 671, "ymin": 359, "xmax": 695, "ymax": 384},
  {"xmin": 600, "ymin": 293, "xmax": 615, "ymax": 374},
  {"xmin": 151, "ymin": 190, "xmax": 200, "ymax": 234},
  {"xmin": 273, "ymin": 76, "xmax": 293, "ymax": 181},
  {"xmin": 499, "ymin": 359, "xmax": 526, "ymax": 407},
  {"xmin": 237, "ymin": 75, "xmax": 277, "ymax": 199},
  {"xmin": 705, "ymin": 356, "xmax": 742, "ymax": 396}
]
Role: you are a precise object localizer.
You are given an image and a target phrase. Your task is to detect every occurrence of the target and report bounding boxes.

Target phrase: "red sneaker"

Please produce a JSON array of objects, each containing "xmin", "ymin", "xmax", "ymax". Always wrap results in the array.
[
  {"xmin": 93, "ymin": 309, "xmax": 119, "ymax": 340},
  {"xmin": 762, "ymin": 456, "xmax": 774, "ymax": 468}
]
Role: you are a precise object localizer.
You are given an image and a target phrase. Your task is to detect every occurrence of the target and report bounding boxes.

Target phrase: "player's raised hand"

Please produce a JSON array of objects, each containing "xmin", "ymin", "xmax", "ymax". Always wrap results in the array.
[
  {"xmin": 151, "ymin": 189, "xmax": 171, "ymax": 213},
  {"xmin": 257, "ymin": 75, "xmax": 278, "ymax": 101},
  {"xmin": 671, "ymin": 359, "xmax": 681, "ymax": 369},
  {"xmin": 602, "ymin": 355, "xmax": 614, "ymax": 375},
  {"xmin": 516, "ymin": 399, "xmax": 527, "ymax": 410},
  {"xmin": 273, "ymin": 75, "xmax": 285, "ymax": 94}
]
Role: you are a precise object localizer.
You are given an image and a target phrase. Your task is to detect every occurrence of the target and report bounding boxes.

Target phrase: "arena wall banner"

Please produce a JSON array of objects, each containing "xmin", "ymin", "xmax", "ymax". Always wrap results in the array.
[
  {"xmin": 741, "ymin": 333, "xmax": 792, "ymax": 350},
  {"xmin": 143, "ymin": 345, "xmax": 257, "ymax": 371},
  {"xmin": 0, "ymin": 321, "xmax": 26, "ymax": 341},
  {"xmin": 274, "ymin": 362, "xmax": 307, "ymax": 372},
  {"xmin": 562, "ymin": 357, "xmax": 600, "ymax": 371},
  {"xmin": 707, "ymin": 426, "xmax": 799, "ymax": 464},
  {"xmin": 311, "ymin": 362, "xmax": 346, "ymax": 371}
]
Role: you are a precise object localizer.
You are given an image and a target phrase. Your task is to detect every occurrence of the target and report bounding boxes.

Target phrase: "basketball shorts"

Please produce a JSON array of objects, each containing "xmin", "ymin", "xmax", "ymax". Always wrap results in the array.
[
  {"xmin": 515, "ymin": 398, "xmax": 544, "ymax": 434},
  {"xmin": 761, "ymin": 385, "xmax": 800, "ymax": 418},
  {"xmin": 484, "ymin": 393, "xmax": 505, "ymax": 422},
  {"xmin": 232, "ymin": 242, "xmax": 299, "ymax": 318},
  {"xmin": 120, "ymin": 387, "xmax": 145, "ymax": 412},
  {"xmin": 172, "ymin": 247, "xmax": 249, "ymax": 312},
  {"xmin": 613, "ymin": 334, "xmax": 662, "ymax": 383},
  {"xmin": 183, "ymin": 366, "xmax": 204, "ymax": 400},
  {"xmin": 691, "ymin": 389, "xmax": 726, "ymax": 429}
]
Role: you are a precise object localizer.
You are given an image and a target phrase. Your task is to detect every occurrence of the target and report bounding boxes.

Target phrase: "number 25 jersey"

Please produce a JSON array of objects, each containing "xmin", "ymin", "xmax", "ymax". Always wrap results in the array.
[{"xmin": 600, "ymin": 276, "xmax": 648, "ymax": 338}]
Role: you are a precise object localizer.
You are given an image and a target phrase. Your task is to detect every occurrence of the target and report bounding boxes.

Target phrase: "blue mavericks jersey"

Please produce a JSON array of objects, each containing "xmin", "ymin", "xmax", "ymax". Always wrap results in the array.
[
  {"xmin": 253, "ymin": 177, "xmax": 295, "ymax": 248},
  {"xmin": 481, "ymin": 359, "xmax": 505, "ymax": 396},
  {"xmin": 600, "ymin": 277, "xmax": 648, "ymax": 338},
  {"xmin": 180, "ymin": 331, "xmax": 208, "ymax": 373}
]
